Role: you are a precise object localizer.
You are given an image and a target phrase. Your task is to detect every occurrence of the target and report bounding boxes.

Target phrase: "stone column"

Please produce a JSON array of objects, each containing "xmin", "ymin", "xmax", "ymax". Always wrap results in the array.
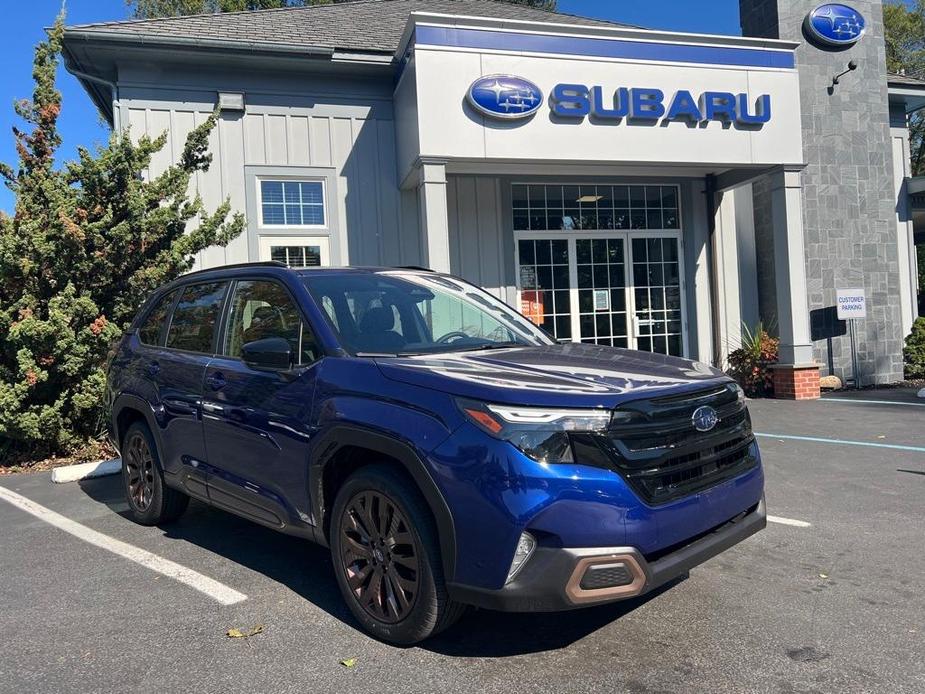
[
  {"xmin": 417, "ymin": 160, "xmax": 451, "ymax": 273},
  {"xmin": 769, "ymin": 166, "xmax": 820, "ymax": 399}
]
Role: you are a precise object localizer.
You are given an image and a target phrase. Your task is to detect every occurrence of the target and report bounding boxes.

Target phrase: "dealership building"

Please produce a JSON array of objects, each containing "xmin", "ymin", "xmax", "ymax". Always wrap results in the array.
[{"xmin": 61, "ymin": 0, "xmax": 923, "ymax": 396}]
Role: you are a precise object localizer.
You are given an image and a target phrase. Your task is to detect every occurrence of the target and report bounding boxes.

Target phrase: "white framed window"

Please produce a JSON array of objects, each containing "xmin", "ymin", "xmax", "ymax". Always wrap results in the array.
[
  {"xmin": 258, "ymin": 179, "xmax": 326, "ymax": 228},
  {"xmin": 259, "ymin": 235, "xmax": 331, "ymax": 268}
]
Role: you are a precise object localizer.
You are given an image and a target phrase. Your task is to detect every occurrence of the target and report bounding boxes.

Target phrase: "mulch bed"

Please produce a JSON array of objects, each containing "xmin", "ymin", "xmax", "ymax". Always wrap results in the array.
[{"xmin": 0, "ymin": 440, "xmax": 118, "ymax": 476}]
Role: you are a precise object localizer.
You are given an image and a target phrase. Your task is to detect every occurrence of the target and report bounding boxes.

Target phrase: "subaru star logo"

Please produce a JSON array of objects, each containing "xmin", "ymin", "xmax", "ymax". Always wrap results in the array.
[
  {"xmin": 467, "ymin": 75, "xmax": 543, "ymax": 120},
  {"xmin": 804, "ymin": 4, "xmax": 866, "ymax": 47},
  {"xmin": 692, "ymin": 406, "xmax": 719, "ymax": 432}
]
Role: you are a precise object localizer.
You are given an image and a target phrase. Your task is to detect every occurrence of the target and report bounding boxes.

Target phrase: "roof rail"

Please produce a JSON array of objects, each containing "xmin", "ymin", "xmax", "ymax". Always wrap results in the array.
[
  {"xmin": 180, "ymin": 261, "xmax": 289, "ymax": 279},
  {"xmin": 396, "ymin": 265, "xmax": 433, "ymax": 272}
]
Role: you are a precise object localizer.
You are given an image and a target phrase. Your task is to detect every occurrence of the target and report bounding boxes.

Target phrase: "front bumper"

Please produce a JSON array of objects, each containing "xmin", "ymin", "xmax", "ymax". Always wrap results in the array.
[{"xmin": 447, "ymin": 496, "xmax": 766, "ymax": 612}]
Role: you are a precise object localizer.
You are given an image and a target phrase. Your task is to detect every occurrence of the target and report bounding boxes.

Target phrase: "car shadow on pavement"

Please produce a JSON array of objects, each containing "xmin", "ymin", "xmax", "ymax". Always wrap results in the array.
[
  {"xmin": 77, "ymin": 474, "xmax": 683, "ymax": 654},
  {"xmin": 421, "ymin": 578, "xmax": 684, "ymax": 657}
]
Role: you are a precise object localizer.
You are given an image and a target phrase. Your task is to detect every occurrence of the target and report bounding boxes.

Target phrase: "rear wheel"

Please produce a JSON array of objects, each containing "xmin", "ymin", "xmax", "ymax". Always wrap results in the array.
[
  {"xmin": 330, "ymin": 465, "xmax": 465, "ymax": 645},
  {"xmin": 122, "ymin": 421, "xmax": 189, "ymax": 525}
]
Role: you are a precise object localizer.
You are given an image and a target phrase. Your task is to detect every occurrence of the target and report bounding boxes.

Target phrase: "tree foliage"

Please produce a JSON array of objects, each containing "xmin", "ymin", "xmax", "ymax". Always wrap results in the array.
[
  {"xmin": 904, "ymin": 317, "xmax": 925, "ymax": 379},
  {"xmin": 0, "ymin": 14, "xmax": 244, "ymax": 457},
  {"xmin": 885, "ymin": 1, "xmax": 925, "ymax": 176},
  {"xmin": 128, "ymin": 0, "xmax": 556, "ymax": 17}
]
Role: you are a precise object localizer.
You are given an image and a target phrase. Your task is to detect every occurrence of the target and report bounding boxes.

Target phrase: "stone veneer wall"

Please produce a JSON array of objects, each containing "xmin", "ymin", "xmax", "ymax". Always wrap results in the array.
[{"xmin": 739, "ymin": 0, "xmax": 905, "ymax": 383}]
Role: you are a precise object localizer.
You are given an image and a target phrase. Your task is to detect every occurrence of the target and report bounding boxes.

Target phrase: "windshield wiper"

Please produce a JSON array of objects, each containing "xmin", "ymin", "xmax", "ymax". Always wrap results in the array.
[{"xmin": 455, "ymin": 342, "xmax": 526, "ymax": 353}]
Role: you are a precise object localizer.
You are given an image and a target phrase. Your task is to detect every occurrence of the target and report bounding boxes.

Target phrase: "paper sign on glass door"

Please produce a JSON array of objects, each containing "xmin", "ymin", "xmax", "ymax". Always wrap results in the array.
[
  {"xmin": 520, "ymin": 291, "xmax": 545, "ymax": 326},
  {"xmin": 593, "ymin": 289, "xmax": 610, "ymax": 311}
]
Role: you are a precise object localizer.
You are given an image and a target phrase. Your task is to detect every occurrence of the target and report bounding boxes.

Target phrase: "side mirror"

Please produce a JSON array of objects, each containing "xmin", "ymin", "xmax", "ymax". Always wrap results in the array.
[{"xmin": 241, "ymin": 337, "xmax": 292, "ymax": 371}]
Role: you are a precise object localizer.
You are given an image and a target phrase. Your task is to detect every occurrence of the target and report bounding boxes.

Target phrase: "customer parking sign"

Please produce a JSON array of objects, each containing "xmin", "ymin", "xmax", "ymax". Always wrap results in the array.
[{"xmin": 836, "ymin": 288, "xmax": 866, "ymax": 320}]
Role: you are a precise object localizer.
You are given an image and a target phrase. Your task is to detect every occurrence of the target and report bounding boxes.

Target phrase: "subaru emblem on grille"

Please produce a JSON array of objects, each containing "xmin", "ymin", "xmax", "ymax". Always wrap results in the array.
[{"xmin": 692, "ymin": 405, "xmax": 719, "ymax": 432}]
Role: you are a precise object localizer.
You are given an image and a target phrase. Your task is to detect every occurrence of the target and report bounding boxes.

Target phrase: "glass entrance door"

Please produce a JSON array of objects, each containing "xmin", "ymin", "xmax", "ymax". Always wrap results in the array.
[
  {"xmin": 575, "ymin": 237, "xmax": 629, "ymax": 347},
  {"xmin": 629, "ymin": 236, "xmax": 685, "ymax": 357},
  {"xmin": 516, "ymin": 233, "xmax": 686, "ymax": 357}
]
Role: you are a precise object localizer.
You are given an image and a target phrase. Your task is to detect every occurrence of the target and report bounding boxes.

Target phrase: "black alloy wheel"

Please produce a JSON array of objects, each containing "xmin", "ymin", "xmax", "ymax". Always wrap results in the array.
[
  {"xmin": 121, "ymin": 421, "xmax": 189, "ymax": 525},
  {"xmin": 125, "ymin": 431, "xmax": 155, "ymax": 512},
  {"xmin": 330, "ymin": 465, "xmax": 466, "ymax": 645},
  {"xmin": 339, "ymin": 490, "xmax": 420, "ymax": 623}
]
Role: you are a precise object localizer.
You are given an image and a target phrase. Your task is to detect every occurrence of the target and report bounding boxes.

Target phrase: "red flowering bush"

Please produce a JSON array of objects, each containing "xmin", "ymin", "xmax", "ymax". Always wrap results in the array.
[
  {"xmin": 727, "ymin": 322, "xmax": 780, "ymax": 397},
  {"xmin": 0, "ymin": 14, "xmax": 243, "ymax": 458}
]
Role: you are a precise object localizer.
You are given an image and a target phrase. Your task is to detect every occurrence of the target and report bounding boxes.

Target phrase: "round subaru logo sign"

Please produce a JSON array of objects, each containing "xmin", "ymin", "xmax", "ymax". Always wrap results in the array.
[
  {"xmin": 804, "ymin": 4, "xmax": 866, "ymax": 47},
  {"xmin": 692, "ymin": 406, "xmax": 719, "ymax": 433},
  {"xmin": 467, "ymin": 75, "xmax": 543, "ymax": 120}
]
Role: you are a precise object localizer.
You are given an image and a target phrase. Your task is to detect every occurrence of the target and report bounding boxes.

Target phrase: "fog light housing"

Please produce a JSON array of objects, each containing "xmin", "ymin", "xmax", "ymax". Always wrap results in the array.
[{"xmin": 506, "ymin": 532, "xmax": 536, "ymax": 584}]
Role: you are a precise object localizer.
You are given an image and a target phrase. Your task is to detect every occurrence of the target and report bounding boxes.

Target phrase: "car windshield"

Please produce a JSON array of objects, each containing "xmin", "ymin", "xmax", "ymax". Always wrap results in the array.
[{"xmin": 303, "ymin": 271, "xmax": 553, "ymax": 356}]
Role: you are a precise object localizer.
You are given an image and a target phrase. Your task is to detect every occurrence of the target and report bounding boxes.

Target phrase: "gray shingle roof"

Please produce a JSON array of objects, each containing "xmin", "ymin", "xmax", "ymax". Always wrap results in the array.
[
  {"xmin": 888, "ymin": 72, "xmax": 925, "ymax": 88},
  {"xmin": 66, "ymin": 0, "xmax": 631, "ymax": 55}
]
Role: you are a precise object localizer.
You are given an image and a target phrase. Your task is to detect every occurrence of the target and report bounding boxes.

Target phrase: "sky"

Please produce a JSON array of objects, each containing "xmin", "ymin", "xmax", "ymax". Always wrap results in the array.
[{"xmin": 0, "ymin": 0, "xmax": 743, "ymax": 212}]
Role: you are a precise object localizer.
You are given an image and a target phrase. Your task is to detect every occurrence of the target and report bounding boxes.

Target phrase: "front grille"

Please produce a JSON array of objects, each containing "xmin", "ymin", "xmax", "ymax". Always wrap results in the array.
[{"xmin": 573, "ymin": 383, "xmax": 758, "ymax": 505}]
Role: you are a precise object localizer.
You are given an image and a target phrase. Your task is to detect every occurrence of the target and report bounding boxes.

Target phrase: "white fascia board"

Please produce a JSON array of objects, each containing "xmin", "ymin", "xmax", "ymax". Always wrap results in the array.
[{"xmin": 394, "ymin": 11, "xmax": 801, "ymax": 61}]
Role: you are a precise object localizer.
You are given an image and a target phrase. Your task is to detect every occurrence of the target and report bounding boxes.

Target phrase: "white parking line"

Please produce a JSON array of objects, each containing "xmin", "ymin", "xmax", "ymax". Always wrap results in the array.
[
  {"xmin": 820, "ymin": 398, "xmax": 925, "ymax": 408},
  {"xmin": 767, "ymin": 515, "xmax": 812, "ymax": 528},
  {"xmin": 0, "ymin": 485, "xmax": 247, "ymax": 606}
]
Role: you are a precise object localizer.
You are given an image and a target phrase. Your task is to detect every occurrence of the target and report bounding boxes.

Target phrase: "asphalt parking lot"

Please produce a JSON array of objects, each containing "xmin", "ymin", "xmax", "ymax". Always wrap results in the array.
[{"xmin": 1, "ymin": 389, "xmax": 923, "ymax": 693}]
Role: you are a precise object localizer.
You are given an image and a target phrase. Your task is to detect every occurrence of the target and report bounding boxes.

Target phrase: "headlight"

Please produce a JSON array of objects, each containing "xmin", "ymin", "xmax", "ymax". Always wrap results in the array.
[
  {"xmin": 727, "ymin": 381, "xmax": 746, "ymax": 405},
  {"xmin": 457, "ymin": 399, "xmax": 611, "ymax": 464}
]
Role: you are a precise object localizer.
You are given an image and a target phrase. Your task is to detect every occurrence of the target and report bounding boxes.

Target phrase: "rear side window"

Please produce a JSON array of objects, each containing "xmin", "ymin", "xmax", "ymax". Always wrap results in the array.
[
  {"xmin": 138, "ymin": 290, "xmax": 178, "ymax": 346},
  {"xmin": 165, "ymin": 282, "xmax": 228, "ymax": 354}
]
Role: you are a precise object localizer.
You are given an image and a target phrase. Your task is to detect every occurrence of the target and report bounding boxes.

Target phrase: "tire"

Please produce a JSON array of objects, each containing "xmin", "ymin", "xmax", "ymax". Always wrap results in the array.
[
  {"xmin": 330, "ymin": 465, "xmax": 466, "ymax": 645},
  {"xmin": 121, "ymin": 421, "xmax": 189, "ymax": 526}
]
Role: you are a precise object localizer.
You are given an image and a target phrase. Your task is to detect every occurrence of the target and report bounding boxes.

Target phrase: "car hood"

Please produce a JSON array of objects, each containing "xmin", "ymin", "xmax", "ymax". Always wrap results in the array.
[{"xmin": 374, "ymin": 343, "xmax": 731, "ymax": 408}]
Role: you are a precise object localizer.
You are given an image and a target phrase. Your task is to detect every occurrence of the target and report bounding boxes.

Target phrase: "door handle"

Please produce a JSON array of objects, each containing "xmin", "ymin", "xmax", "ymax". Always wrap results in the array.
[
  {"xmin": 146, "ymin": 361, "xmax": 160, "ymax": 377},
  {"xmin": 206, "ymin": 372, "xmax": 225, "ymax": 390},
  {"xmin": 202, "ymin": 402, "xmax": 224, "ymax": 414}
]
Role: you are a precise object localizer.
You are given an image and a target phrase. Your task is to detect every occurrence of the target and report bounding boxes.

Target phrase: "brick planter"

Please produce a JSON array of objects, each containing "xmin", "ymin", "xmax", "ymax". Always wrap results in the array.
[{"xmin": 771, "ymin": 364, "xmax": 821, "ymax": 400}]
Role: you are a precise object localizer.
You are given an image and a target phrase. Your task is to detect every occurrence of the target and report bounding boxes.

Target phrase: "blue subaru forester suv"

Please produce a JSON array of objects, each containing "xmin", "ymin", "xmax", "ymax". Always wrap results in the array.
[{"xmin": 106, "ymin": 262, "xmax": 765, "ymax": 645}]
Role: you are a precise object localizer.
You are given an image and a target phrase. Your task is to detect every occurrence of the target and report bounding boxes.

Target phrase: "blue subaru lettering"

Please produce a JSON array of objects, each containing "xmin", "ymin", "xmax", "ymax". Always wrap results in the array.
[
  {"xmin": 804, "ymin": 4, "xmax": 866, "ymax": 47},
  {"xmin": 666, "ymin": 90, "xmax": 703, "ymax": 121},
  {"xmin": 591, "ymin": 86, "xmax": 629, "ymax": 119},
  {"xmin": 629, "ymin": 88, "xmax": 665, "ymax": 120},
  {"xmin": 700, "ymin": 92, "xmax": 737, "ymax": 121},
  {"xmin": 545, "ymin": 83, "xmax": 772, "ymax": 127},
  {"xmin": 737, "ymin": 94, "xmax": 772, "ymax": 125},
  {"xmin": 467, "ymin": 75, "xmax": 544, "ymax": 120},
  {"xmin": 550, "ymin": 83, "xmax": 591, "ymax": 117}
]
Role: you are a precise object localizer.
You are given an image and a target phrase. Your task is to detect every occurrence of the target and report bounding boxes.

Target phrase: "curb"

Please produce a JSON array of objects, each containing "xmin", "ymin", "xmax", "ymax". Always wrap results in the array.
[{"xmin": 51, "ymin": 458, "xmax": 122, "ymax": 484}]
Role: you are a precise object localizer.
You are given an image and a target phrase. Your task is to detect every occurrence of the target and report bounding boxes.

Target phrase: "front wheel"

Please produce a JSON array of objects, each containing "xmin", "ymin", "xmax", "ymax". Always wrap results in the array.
[
  {"xmin": 330, "ymin": 465, "xmax": 465, "ymax": 645},
  {"xmin": 121, "ymin": 421, "xmax": 189, "ymax": 525}
]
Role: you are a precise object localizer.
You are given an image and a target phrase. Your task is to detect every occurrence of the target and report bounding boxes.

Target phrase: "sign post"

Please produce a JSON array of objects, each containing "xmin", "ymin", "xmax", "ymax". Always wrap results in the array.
[{"xmin": 835, "ymin": 288, "xmax": 866, "ymax": 389}]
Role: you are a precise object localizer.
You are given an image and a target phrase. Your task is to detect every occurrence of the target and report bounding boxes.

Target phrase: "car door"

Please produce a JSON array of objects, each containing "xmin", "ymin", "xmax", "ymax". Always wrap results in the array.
[
  {"xmin": 136, "ymin": 281, "xmax": 229, "ymax": 498},
  {"xmin": 201, "ymin": 277, "xmax": 321, "ymax": 529}
]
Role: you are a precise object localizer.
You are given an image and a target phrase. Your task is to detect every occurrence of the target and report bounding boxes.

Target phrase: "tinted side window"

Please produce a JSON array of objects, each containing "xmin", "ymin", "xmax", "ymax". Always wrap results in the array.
[
  {"xmin": 138, "ymin": 289, "xmax": 178, "ymax": 346},
  {"xmin": 222, "ymin": 280, "xmax": 318, "ymax": 365},
  {"xmin": 165, "ymin": 282, "xmax": 227, "ymax": 353}
]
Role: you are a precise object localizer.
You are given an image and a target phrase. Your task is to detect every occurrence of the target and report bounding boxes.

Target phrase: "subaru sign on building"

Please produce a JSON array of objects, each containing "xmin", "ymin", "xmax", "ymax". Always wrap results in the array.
[
  {"xmin": 61, "ymin": 0, "xmax": 923, "ymax": 397},
  {"xmin": 804, "ymin": 3, "xmax": 866, "ymax": 47},
  {"xmin": 466, "ymin": 75, "xmax": 543, "ymax": 119}
]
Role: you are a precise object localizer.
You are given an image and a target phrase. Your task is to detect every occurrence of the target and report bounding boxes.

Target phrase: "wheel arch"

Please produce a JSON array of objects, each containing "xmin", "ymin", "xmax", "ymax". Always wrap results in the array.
[
  {"xmin": 310, "ymin": 425, "xmax": 457, "ymax": 582},
  {"xmin": 111, "ymin": 394, "xmax": 163, "ymax": 457}
]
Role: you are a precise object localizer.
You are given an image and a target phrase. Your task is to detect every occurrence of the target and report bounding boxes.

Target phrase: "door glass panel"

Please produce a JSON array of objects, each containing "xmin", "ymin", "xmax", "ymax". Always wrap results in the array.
[
  {"xmin": 165, "ymin": 282, "xmax": 227, "ymax": 354},
  {"xmin": 138, "ymin": 289, "xmax": 178, "ymax": 346},
  {"xmin": 518, "ymin": 239, "xmax": 571, "ymax": 342},
  {"xmin": 222, "ymin": 280, "xmax": 318, "ymax": 365},
  {"xmin": 631, "ymin": 237, "xmax": 684, "ymax": 356},
  {"xmin": 575, "ymin": 238, "xmax": 627, "ymax": 347}
]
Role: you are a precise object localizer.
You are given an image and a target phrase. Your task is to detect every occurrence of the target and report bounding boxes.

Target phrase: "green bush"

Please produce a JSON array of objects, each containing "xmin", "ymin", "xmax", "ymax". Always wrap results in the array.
[
  {"xmin": 727, "ymin": 321, "xmax": 780, "ymax": 397},
  {"xmin": 904, "ymin": 317, "xmax": 925, "ymax": 380},
  {"xmin": 0, "ymin": 14, "xmax": 243, "ymax": 459}
]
